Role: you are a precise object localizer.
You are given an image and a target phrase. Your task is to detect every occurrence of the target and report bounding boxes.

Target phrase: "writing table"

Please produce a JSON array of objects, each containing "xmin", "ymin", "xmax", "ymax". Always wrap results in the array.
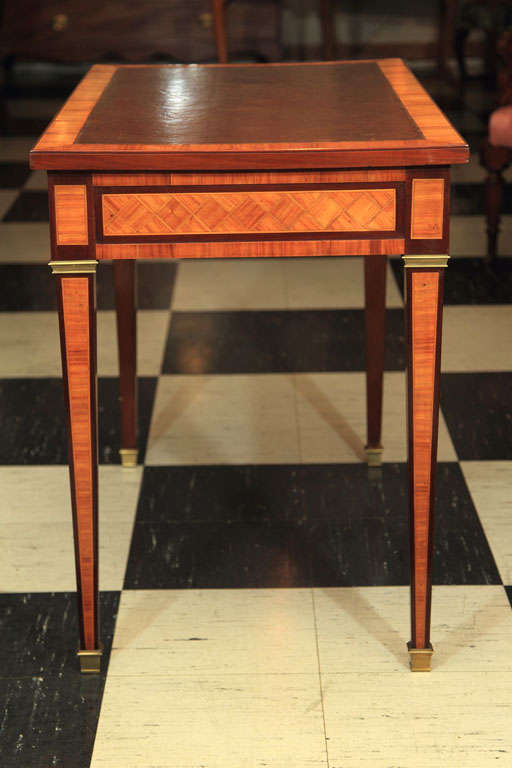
[{"xmin": 30, "ymin": 60, "xmax": 469, "ymax": 673}]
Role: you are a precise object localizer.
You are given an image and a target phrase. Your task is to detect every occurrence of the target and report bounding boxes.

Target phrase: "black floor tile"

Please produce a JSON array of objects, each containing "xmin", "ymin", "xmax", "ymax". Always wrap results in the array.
[
  {"xmin": 441, "ymin": 373, "xmax": 512, "ymax": 460},
  {"xmin": 444, "ymin": 108, "xmax": 487, "ymax": 138},
  {"xmin": 0, "ymin": 162, "xmax": 30, "ymax": 188},
  {"xmin": 452, "ymin": 182, "xmax": 512, "ymax": 216},
  {"xmin": 0, "ymin": 115, "xmax": 51, "ymax": 137},
  {"xmin": 0, "ymin": 262, "xmax": 177, "ymax": 311},
  {"xmin": 162, "ymin": 309, "xmax": 406, "ymax": 374},
  {"xmin": 451, "ymin": 183, "xmax": 485, "ymax": 215},
  {"xmin": 0, "ymin": 377, "xmax": 157, "ymax": 464},
  {"xmin": 134, "ymin": 465, "xmax": 305, "ymax": 525},
  {"xmin": 125, "ymin": 463, "xmax": 499, "ymax": 589},
  {"xmin": 124, "ymin": 520, "xmax": 314, "ymax": 589},
  {"xmin": 303, "ymin": 462, "xmax": 499, "ymax": 587},
  {"xmin": 390, "ymin": 257, "xmax": 512, "ymax": 304},
  {"xmin": 0, "ymin": 265, "xmax": 56, "ymax": 311},
  {"xmin": 97, "ymin": 261, "xmax": 177, "ymax": 310},
  {"xmin": 0, "ymin": 591, "xmax": 119, "ymax": 768},
  {"xmin": 99, "ymin": 377, "xmax": 157, "ymax": 465},
  {"xmin": 3, "ymin": 190, "xmax": 49, "ymax": 221}
]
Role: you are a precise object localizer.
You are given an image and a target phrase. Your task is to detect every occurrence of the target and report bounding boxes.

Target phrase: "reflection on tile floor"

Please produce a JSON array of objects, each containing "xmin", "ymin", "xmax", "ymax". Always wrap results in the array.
[{"xmin": 1, "ymin": 64, "xmax": 512, "ymax": 768}]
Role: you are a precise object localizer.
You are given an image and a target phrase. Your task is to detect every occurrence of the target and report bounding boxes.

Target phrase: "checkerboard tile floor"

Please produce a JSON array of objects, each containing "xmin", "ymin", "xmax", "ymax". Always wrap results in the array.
[{"xmin": 1, "ymin": 67, "xmax": 512, "ymax": 767}]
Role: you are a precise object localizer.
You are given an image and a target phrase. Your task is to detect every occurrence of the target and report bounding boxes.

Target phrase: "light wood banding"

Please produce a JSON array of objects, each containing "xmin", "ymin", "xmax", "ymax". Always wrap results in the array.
[
  {"xmin": 96, "ymin": 238, "xmax": 405, "ymax": 260},
  {"xmin": 410, "ymin": 178, "xmax": 445, "ymax": 239},
  {"xmin": 102, "ymin": 189, "xmax": 396, "ymax": 237},
  {"xmin": 54, "ymin": 185, "xmax": 88, "ymax": 245},
  {"xmin": 60, "ymin": 276, "xmax": 97, "ymax": 650},
  {"xmin": 29, "ymin": 61, "xmax": 469, "ymax": 170},
  {"xmin": 92, "ymin": 170, "xmax": 407, "ymax": 186}
]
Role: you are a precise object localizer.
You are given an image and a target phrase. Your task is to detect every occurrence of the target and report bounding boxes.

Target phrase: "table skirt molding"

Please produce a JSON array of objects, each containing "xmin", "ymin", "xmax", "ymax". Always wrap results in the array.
[{"xmin": 47, "ymin": 167, "xmax": 450, "ymax": 263}]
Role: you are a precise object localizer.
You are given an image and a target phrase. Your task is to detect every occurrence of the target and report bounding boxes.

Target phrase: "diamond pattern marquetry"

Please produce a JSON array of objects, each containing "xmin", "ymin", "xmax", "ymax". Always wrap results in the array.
[{"xmin": 101, "ymin": 189, "xmax": 396, "ymax": 237}]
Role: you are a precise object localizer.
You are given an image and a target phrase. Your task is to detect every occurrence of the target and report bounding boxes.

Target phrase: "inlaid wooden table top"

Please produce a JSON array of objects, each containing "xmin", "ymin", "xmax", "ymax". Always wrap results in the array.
[{"xmin": 30, "ymin": 60, "xmax": 468, "ymax": 171}]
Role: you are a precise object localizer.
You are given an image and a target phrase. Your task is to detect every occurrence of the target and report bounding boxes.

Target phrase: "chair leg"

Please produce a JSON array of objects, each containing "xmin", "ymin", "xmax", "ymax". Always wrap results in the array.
[
  {"xmin": 485, "ymin": 168, "xmax": 504, "ymax": 262},
  {"xmin": 212, "ymin": 0, "xmax": 228, "ymax": 63},
  {"xmin": 51, "ymin": 259, "xmax": 102, "ymax": 673},
  {"xmin": 479, "ymin": 139, "xmax": 512, "ymax": 263},
  {"xmin": 320, "ymin": 0, "xmax": 335, "ymax": 60},
  {"xmin": 364, "ymin": 254, "xmax": 386, "ymax": 467},
  {"xmin": 114, "ymin": 260, "xmax": 138, "ymax": 468},
  {"xmin": 403, "ymin": 254, "xmax": 448, "ymax": 672}
]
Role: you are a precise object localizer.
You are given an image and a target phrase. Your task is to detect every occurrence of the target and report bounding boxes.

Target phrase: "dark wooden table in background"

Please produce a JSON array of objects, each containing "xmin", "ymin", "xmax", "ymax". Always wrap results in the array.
[{"xmin": 30, "ymin": 59, "xmax": 468, "ymax": 674}]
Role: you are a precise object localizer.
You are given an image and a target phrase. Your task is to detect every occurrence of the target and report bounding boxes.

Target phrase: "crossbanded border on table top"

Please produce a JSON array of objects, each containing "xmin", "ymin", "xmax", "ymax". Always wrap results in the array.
[
  {"xmin": 29, "ymin": 61, "xmax": 469, "ymax": 170},
  {"xmin": 101, "ymin": 188, "xmax": 397, "ymax": 237}
]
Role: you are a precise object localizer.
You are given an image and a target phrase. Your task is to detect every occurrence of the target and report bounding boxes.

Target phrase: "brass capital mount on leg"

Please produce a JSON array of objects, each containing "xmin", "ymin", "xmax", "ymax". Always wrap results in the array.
[
  {"xmin": 49, "ymin": 260, "xmax": 98, "ymax": 275},
  {"xmin": 407, "ymin": 641, "xmax": 434, "ymax": 672},
  {"xmin": 402, "ymin": 255, "xmax": 449, "ymax": 269},
  {"xmin": 119, "ymin": 448, "xmax": 138, "ymax": 468},
  {"xmin": 365, "ymin": 446, "xmax": 383, "ymax": 467},
  {"xmin": 77, "ymin": 645, "xmax": 103, "ymax": 673}
]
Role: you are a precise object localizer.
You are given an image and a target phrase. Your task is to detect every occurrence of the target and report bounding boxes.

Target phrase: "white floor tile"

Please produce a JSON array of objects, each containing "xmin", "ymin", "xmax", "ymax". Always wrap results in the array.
[
  {"xmin": 0, "ymin": 466, "xmax": 142, "ymax": 591},
  {"xmin": 284, "ymin": 256, "xmax": 403, "ymax": 309},
  {"xmin": 0, "ymin": 190, "xmax": 17, "ymax": 218},
  {"xmin": 450, "ymin": 214, "xmax": 512, "ymax": 257},
  {"xmin": 0, "ymin": 310, "xmax": 169, "ymax": 377},
  {"xmin": 109, "ymin": 589, "xmax": 317, "ymax": 676},
  {"xmin": 322, "ymin": 670, "xmax": 512, "ymax": 767},
  {"xmin": 146, "ymin": 372, "xmax": 456, "ymax": 467},
  {"xmin": 172, "ymin": 258, "xmax": 288, "ymax": 310},
  {"xmin": 0, "ymin": 137, "xmax": 38, "ymax": 162},
  {"xmin": 314, "ymin": 584, "xmax": 512, "ymax": 674},
  {"xmin": 0, "ymin": 222, "xmax": 50, "ymax": 263},
  {"xmin": 23, "ymin": 169, "xmax": 48, "ymax": 190},
  {"xmin": 171, "ymin": 255, "xmax": 403, "ymax": 311},
  {"xmin": 0, "ymin": 311, "xmax": 60, "ymax": 377},
  {"xmin": 98, "ymin": 310, "xmax": 169, "ymax": 377},
  {"xmin": 461, "ymin": 461, "xmax": 512, "ymax": 584},
  {"xmin": 442, "ymin": 306, "xmax": 512, "ymax": 371},
  {"xmin": 317, "ymin": 585, "xmax": 512, "ymax": 766},
  {"xmin": 451, "ymin": 153, "xmax": 512, "ymax": 185},
  {"xmin": 91, "ymin": 672, "xmax": 327, "ymax": 768},
  {"xmin": 295, "ymin": 372, "xmax": 457, "ymax": 463},
  {"xmin": 145, "ymin": 374, "xmax": 300, "ymax": 465},
  {"xmin": 451, "ymin": 154, "xmax": 486, "ymax": 184}
]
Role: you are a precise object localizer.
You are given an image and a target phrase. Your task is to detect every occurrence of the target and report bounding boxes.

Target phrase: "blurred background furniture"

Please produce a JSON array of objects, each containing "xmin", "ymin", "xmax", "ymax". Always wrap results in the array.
[
  {"xmin": 480, "ymin": 26, "xmax": 512, "ymax": 260},
  {"xmin": 454, "ymin": 0, "xmax": 512, "ymax": 85},
  {"xmin": 0, "ymin": 0, "xmax": 281, "ymax": 67}
]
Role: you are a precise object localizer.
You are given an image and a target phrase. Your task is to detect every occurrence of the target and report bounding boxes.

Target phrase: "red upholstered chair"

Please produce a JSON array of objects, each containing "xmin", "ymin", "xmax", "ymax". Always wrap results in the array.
[{"xmin": 480, "ymin": 28, "xmax": 512, "ymax": 260}]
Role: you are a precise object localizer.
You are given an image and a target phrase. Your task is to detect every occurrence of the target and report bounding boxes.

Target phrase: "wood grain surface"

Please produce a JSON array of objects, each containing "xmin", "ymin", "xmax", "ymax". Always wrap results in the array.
[
  {"xmin": 410, "ymin": 178, "xmax": 445, "ymax": 239},
  {"xmin": 365, "ymin": 254, "xmax": 387, "ymax": 450},
  {"xmin": 113, "ymin": 261, "xmax": 137, "ymax": 453},
  {"xmin": 407, "ymin": 268, "xmax": 444, "ymax": 649},
  {"xmin": 92, "ymin": 169, "xmax": 407, "ymax": 186},
  {"xmin": 54, "ymin": 185, "xmax": 88, "ymax": 245},
  {"xmin": 101, "ymin": 189, "xmax": 397, "ymax": 237},
  {"xmin": 29, "ymin": 60, "xmax": 469, "ymax": 170},
  {"xmin": 60, "ymin": 276, "xmax": 98, "ymax": 650},
  {"xmin": 96, "ymin": 238, "xmax": 405, "ymax": 260}
]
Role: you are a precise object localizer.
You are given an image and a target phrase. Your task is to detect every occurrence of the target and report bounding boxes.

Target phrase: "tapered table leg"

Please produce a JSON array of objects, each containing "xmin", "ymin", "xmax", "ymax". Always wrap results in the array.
[
  {"xmin": 404, "ymin": 254, "xmax": 449, "ymax": 672},
  {"xmin": 113, "ymin": 260, "xmax": 138, "ymax": 468},
  {"xmin": 50, "ymin": 259, "xmax": 102, "ymax": 673},
  {"xmin": 364, "ymin": 254, "xmax": 386, "ymax": 467}
]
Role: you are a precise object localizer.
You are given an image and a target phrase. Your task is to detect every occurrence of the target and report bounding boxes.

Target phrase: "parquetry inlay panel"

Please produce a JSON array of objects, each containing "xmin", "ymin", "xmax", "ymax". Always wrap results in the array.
[{"xmin": 101, "ymin": 189, "xmax": 396, "ymax": 237}]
